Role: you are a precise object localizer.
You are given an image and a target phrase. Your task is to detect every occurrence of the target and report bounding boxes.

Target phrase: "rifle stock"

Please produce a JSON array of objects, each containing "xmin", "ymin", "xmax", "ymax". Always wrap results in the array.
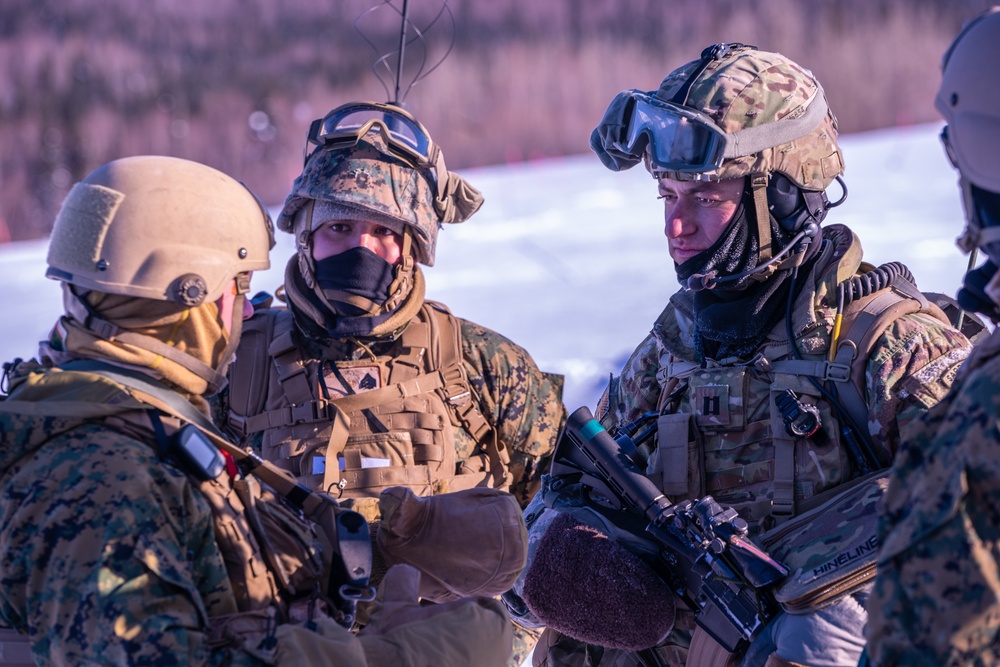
[{"xmin": 549, "ymin": 406, "xmax": 788, "ymax": 653}]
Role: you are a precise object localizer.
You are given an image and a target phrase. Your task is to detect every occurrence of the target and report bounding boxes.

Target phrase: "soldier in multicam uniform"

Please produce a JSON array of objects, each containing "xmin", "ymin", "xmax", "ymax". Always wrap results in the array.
[
  {"xmin": 502, "ymin": 44, "xmax": 974, "ymax": 667},
  {"xmin": 215, "ymin": 102, "xmax": 566, "ymax": 665},
  {"xmin": 0, "ymin": 155, "xmax": 517, "ymax": 666},
  {"xmin": 866, "ymin": 7, "xmax": 1000, "ymax": 666}
]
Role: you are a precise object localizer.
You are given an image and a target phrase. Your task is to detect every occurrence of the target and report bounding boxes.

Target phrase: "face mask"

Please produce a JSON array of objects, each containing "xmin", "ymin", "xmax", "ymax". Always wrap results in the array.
[{"xmin": 314, "ymin": 246, "xmax": 396, "ymax": 316}]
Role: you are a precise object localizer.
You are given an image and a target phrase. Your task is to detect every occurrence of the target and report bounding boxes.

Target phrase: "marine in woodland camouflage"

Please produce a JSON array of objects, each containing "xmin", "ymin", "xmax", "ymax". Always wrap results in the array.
[
  {"xmin": 867, "ymin": 328, "xmax": 1000, "ymax": 666},
  {"xmin": 0, "ymin": 366, "xmax": 251, "ymax": 665}
]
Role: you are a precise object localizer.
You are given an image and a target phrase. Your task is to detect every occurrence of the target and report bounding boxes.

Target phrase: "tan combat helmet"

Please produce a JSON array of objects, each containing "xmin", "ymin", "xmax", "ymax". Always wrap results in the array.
[
  {"xmin": 938, "ymin": 6, "xmax": 1000, "ymax": 254},
  {"xmin": 47, "ymin": 155, "xmax": 273, "ymax": 305},
  {"xmin": 45, "ymin": 155, "xmax": 274, "ymax": 395},
  {"xmin": 938, "ymin": 7, "xmax": 1000, "ymax": 195}
]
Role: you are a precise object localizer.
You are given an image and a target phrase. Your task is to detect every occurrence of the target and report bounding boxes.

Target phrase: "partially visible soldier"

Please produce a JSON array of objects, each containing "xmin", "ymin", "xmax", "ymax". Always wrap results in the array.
[
  {"xmin": 0, "ymin": 155, "xmax": 514, "ymax": 666},
  {"xmin": 215, "ymin": 101, "xmax": 566, "ymax": 664},
  {"xmin": 503, "ymin": 44, "xmax": 974, "ymax": 667},
  {"xmin": 866, "ymin": 7, "xmax": 1000, "ymax": 665}
]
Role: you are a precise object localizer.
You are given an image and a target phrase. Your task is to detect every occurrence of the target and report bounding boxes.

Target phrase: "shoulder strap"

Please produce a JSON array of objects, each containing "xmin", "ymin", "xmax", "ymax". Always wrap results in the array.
[
  {"xmin": 831, "ymin": 276, "xmax": 949, "ymax": 436},
  {"xmin": 60, "ymin": 359, "xmax": 334, "ymax": 515},
  {"xmin": 763, "ymin": 275, "xmax": 947, "ymax": 515},
  {"xmin": 226, "ymin": 309, "xmax": 290, "ymax": 437},
  {"xmin": 423, "ymin": 303, "xmax": 509, "ymax": 488}
]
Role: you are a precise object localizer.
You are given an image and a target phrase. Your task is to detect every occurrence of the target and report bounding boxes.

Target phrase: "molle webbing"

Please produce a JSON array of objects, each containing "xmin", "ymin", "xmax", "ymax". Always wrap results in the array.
[
  {"xmin": 226, "ymin": 304, "xmax": 506, "ymax": 493},
  {"xmin": 656, "ymin": 271, "xmax": 949, "ymax": 522},
  {"xmin": 228, "ymin": 320, "xmax": 485, "ymax": 440}
]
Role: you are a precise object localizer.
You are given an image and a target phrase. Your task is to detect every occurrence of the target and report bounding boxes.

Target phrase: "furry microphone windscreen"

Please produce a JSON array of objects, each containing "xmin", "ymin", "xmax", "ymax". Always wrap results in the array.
[{"xmin": 521, "ymin": 512, "xmax": 676, "ymax": 651}]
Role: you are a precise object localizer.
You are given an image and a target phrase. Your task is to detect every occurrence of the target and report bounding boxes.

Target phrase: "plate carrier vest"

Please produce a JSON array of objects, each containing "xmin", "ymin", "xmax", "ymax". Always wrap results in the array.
[
  {"xmin": 615, "ymin": 273, "xmax": 971, "ymax": 529},
  {"xmin": 225, "ymin": 301, "xmax": 511, "ymax": 503}
]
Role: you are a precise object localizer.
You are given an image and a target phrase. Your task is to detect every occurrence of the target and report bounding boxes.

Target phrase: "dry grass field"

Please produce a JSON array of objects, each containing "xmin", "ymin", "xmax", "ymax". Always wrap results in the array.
[{"xmin": 0, "ymin": 0, "xmax": 994, "ymax": 240}]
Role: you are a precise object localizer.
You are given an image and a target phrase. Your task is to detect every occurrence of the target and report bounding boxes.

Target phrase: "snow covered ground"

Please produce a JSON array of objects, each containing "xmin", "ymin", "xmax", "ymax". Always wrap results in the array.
[{"xmin": 0, "ymin": 121, "xmax": 971, "ymax": 412}]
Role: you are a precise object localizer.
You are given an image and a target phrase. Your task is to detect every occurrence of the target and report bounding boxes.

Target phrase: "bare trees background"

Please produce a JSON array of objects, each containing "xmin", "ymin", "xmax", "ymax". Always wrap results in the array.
[{"xmin": 0, "ymin": 0, "xmax": 993, "ymax": 241}]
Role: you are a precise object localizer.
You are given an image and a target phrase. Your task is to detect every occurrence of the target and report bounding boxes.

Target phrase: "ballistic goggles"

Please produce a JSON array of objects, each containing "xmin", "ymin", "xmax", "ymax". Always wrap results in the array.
[
  {"xmin": 601, "ymin": 88, "xmax": 830, "ymax": 175},
  {"xmin": 305, "ymin": 101, "xmax": 435, "ymax": 168}
]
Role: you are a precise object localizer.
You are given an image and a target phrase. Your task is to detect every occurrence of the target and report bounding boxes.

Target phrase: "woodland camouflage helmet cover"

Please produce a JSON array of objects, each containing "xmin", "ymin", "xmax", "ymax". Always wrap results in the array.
[
  {"xmin": 277, "ymin": 104, "xmax": 484, "ymax": 267},
  {"xmin": 593, "ymin": 44, "xmax": 845, "ymax": 191},
  {"xmin": 46, "ymin": 155, "xmax": 274, "ymax": 305}
]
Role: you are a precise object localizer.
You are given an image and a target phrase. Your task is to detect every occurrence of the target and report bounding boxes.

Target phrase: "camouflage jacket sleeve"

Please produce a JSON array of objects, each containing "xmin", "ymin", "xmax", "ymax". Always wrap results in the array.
[
  {"xmin": 602, "ymin": 333, "xmax": 661, "ymax": 427},
  {"xmin": 460, "ymin": 319, "xmax": 567, "ymax": 508},
  {"xmin": 867, "ymin": 342, "xmax": 1000, "ymax": 666},
  {"xmin": 0, "ymin": 425, "xmax": 265, "ymax": 666},
  {"xmin": 863, "ymin": 310, "xmax": 971, "ymax": 460}
]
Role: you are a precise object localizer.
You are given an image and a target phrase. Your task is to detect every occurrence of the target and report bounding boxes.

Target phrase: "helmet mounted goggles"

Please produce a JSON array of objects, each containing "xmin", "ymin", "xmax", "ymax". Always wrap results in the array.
[
  {"xmin": 597, "ymin": 86, "xmax": 830, "ymax": 177},
  {"xmin": 613, "ymin": 90, "xmax": 728, "ymax": 173},
  {"xmin": 305, "ymin": 101, "xmax": 436, "ymax": 169}
]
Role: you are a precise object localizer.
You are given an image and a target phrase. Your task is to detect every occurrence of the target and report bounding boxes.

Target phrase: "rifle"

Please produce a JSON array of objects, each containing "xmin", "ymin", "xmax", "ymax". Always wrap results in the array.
[{"xmin": 548, "ymin": 406, "xmax": 789, "ymax": 654}]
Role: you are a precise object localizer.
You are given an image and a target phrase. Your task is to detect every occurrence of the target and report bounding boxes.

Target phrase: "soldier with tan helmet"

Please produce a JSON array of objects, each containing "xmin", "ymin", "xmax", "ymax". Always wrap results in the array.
[
  {"xmin": 216, "ymin": 102, "xmax": 566, "ymax": 664},
  {"xmin": 0, "ymin": 155, "xmax": 515, "ymax": 666},
  {"xmin": 866, "ymin": 7, "xmax": 1000, "ymax": 666},
  {"xmin": 502, "ymin": 44, "xmax": 974, "ymax": 667}
]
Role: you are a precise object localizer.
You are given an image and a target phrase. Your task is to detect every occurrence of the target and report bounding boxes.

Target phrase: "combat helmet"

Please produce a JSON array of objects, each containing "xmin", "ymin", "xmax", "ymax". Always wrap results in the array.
[
  {"xmin": 935, "ymin": 7, "xmax": 1000, "ymax": 321},
  {"xmin": 937, "ymin": 8, "xmax": 1000, "ymax": 256},
  {"xmin": 45, "ymin": 155, "xmax": 274, "ymax": 393},
  {"xmin": 592, "ymin": 44, "xmax": 846, "ymax": 283},
  {"xmin": 47, "ymin": 155, "xmax": 273, "ymax": 304},
  {"xmin": 277, "ymin": 101, "xmax": 483, "ymax": 268}
]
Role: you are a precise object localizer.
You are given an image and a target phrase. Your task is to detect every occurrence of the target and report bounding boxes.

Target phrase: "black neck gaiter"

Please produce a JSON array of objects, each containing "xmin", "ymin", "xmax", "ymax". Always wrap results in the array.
[
  {"xmin": 314, "ymin": 246, "xmax": 396, "ymax": 316},
  {"xmin": 958, "ymin": 260, "xmax": 1000, "ymax": 323},
  {"xmin": 675, "ymin": 191, "xmax": 816, "ymax": 362},
  {"xmin": 288, "ymin": 247, "xmax": 403, "ymax": 339}
]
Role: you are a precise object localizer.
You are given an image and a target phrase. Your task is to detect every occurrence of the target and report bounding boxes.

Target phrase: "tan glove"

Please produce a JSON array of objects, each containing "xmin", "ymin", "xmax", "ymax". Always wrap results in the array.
[
  {"xmin": 378, "ymin": 486, "xmax": 528, "ymax": 602},
  {"xmin": 274, "ymin": 565, "xmax": 512, "ymax": 667},
  {"xmin": 359, "ymin": 563, "xmax": 514, "ymax": 667}
]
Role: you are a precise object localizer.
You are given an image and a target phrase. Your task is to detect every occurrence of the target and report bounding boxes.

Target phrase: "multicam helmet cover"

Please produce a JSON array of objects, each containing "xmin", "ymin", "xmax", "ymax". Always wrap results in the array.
[
  {"xmin": 653, "ymin": 45, "xmax": 844, "ymax": 190},
  {"xmin": 591, "ymin": 44, "xmax": 844, "ymax": 192}
]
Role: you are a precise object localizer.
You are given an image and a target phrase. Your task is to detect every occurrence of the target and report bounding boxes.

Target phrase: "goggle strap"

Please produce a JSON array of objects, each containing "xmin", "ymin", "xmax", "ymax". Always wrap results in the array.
[{"xmin": 723, "ymin": 89, "xmax": 829, "ymax": 160}]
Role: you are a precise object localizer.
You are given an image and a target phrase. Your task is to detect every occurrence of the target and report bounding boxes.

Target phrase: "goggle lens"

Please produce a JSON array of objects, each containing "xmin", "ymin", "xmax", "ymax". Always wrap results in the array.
[
  {"xmin": 613, "ymin": 91, "xmax": 727, "ymax": 173},
  {"xmin": 307, "ymin": 103, "xmax": 433, "ymax": 165}
]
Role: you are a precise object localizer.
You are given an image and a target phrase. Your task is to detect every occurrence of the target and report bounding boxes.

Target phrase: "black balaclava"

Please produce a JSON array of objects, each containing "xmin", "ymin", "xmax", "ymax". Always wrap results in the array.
[
  {"xmin": 957, "ymin": 260, "xmax": 1000, "ymax": 322},
  {"xmin": 958, "ymin": 185, "xmax": 1000, "ymax": 323},
  {"xmin": 285, "ymin": 248, "xmax": 409, "ymax": 340},
  {"xmin": 675, "ymin": 179, "xmax": 820, "ymax": 361},
  {"xmin": 314, "ymin": 247, "xmax": 397, "ymax": 317}
]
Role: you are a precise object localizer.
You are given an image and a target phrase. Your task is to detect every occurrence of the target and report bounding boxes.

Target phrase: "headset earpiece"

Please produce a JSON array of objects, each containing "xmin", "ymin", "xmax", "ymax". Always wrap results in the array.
[{"xmin": 767, "ymin": 173, "xmax": 833, "ymax": 233}]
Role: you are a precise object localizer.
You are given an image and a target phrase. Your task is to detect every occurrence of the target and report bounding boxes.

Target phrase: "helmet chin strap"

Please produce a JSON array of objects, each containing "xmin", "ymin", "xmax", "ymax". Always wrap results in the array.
[
  {"xmin": 684, "ymin": 223, "xmax": 819, "ymax": 291},
  {"xmin": 750, "ymin": 174, "xmax": 774, "ymax": 278},
  {"xmin": 66, "ymin": 284, "xmax": 232, "ymax": 395},
  {"xmin": 956, "ymin": 176, "xmax": 1000, "ymax": 252},
  {"xmin": 684, "ymin": 173, "xmax": 836, "ymax": 292},
  {"xmin": 383, "ymin": 228, "xmax": 415, "ymax": 312}
]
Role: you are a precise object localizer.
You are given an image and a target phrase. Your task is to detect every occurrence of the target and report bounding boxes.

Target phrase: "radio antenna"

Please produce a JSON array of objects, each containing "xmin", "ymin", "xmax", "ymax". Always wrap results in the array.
[
  {"xmin": 354, "ymin": 0, "xmax": 455, "ymax": 106},
  {"xmin": 393, "ymin": 0, "xmax": 410, "ymax": 104}
]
